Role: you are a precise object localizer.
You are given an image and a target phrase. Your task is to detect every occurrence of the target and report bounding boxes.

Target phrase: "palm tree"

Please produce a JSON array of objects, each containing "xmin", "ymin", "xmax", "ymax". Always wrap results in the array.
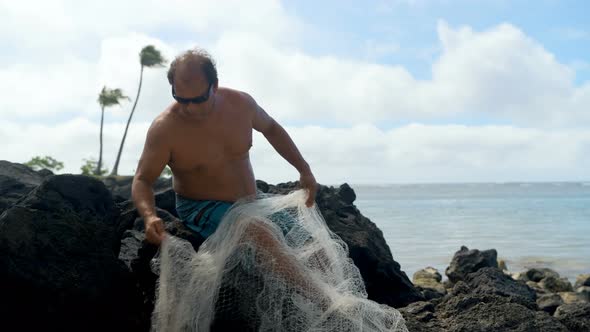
[
  {"xmin": 111, "ymin": 45, "xmax": 167, "ymax": 175},
  {"xmin": 97, "ymin": 86, "xmax": 130, "ymax": 176}
]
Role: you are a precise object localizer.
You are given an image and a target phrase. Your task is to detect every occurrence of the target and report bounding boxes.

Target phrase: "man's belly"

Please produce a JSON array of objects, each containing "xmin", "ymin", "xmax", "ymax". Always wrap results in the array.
[{"xmin": 171, "ymin": 160, "xmax": 257, "ymax": 202}]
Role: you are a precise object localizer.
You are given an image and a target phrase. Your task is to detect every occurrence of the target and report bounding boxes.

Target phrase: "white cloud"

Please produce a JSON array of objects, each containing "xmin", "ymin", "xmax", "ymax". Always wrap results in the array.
[
  {"xmin": 4, "ymin": 119, "xmax": 588, "ymax": 183},
  {"xmin": 432, "ymin": 21, "xmax": 582, "ymax": 126},
  {"xmin": 2, "ymin": 118, "xmax": 149, "ymax": 176},
  {"xmin": 2, "ymin": 4, "xmax": 589, "ymax": 127},
  {"xmin": 0, "ymin": 0, "xmax": 305, "ymax": 124},
  {"xmin": 257, "ymin": 124, "xmax": 590, "ymax": 184},
  {"xmin": 1, "ymin": 0, "xmax": 589, "ymax": 182},
  {"xmin": 0, "ymin": 57, "xmax": 97, "ymax": 118},
  {"xmin": 0, "ymin": 0, "xmax": 303, "ymax": 51},
  {"xmin": 208, "ymin": 21, "xmax": 590, "ymax": 127}
]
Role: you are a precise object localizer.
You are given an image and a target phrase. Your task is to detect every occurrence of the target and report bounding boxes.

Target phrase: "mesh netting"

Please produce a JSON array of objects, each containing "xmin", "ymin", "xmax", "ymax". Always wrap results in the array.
[{"xmin": 150, "ymin": 189, "xmax": 408, "ymax": 331}]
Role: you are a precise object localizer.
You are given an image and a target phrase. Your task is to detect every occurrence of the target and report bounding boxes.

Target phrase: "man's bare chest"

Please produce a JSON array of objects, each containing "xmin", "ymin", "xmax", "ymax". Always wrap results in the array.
[{"xmin": 168, "ymin": 122, "xmax": 253, "ymax": 171}]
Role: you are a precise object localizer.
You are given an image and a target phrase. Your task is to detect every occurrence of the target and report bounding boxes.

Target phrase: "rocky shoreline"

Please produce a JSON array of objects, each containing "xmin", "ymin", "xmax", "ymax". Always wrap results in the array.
[
  {"xmin": 1, "ymin": 160, "xmax": 589, "ymax": 331},
  {"xmin": 406, "ymin": 246, "xmax": 590, "ymax": 331}
]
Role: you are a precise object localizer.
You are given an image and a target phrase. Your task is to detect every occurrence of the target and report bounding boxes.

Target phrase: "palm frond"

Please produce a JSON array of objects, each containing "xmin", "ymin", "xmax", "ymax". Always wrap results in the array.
[
  {"xmin": 140, "ymin": 45, "xmax": 167, "ymax": 68},
  {"xmin": 98, "ymin": 86, "xmax": 131, "ymax": 107}
]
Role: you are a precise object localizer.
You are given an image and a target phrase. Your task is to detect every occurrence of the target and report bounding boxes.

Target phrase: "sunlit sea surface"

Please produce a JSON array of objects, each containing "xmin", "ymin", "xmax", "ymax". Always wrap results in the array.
[{"xmin": 352, "ymin": 182, "xmax": 590, "ymax": 283}]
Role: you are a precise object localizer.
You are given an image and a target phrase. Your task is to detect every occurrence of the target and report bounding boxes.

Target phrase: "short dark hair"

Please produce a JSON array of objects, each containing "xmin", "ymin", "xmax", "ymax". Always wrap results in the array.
[{"xmin": 167, "ymin": 48, "xmax": 218, "ymax": 86}]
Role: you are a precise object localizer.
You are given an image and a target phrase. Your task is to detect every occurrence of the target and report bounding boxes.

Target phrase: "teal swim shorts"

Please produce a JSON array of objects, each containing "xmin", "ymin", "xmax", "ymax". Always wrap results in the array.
[
  {"xmin": 175, "ymin": 193, "xmax": 310, "ymax": 242},
  {"xmin": 175, "ymin": 193, "xmax": 234, "ymax": 239}
]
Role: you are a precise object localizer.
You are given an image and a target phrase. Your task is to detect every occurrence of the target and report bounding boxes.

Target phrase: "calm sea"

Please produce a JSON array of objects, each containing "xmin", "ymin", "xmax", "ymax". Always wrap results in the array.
[{"xmin": 352, "ymin": 182, "xmax": 590, "ymax": 283}]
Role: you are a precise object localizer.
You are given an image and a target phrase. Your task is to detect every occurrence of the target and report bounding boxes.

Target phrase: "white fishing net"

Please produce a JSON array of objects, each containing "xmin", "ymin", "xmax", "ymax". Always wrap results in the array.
[{"xmin": 150, "ymin": 189, "xmax": 408, "ymax": 332}]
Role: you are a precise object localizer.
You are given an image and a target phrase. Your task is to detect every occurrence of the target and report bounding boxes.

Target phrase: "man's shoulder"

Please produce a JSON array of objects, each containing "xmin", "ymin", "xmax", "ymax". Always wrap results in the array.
[
  {"xmin": 147, "ymin": 108, "xmax": 175, "ymax": 136},
  {"xmin": 152, "ymin": 109, "xmax": 170, "ymax": 125},
  {"xmin": 156, "ymin": 103, "xmax": 185, "ymax": 124},
  {"xmin": 220, "ymin": 87, "xmax": 256, "ymax": 107}
]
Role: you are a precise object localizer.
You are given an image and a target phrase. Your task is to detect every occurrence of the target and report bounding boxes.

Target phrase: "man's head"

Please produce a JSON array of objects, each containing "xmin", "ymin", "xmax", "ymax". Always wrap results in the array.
[{"xmin": 167, "ymin": 48, "xmax": 218, "ymax": 116}]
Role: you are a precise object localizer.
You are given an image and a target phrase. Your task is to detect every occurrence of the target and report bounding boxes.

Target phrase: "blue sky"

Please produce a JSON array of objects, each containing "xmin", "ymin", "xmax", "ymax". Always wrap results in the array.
[
  {"xmin": 285, "ymin": 0, "xmax": 589, "ymax": 82},
  {"xmin": 1, "ymin": 0, "xmax": 589, "ymax": 183}
]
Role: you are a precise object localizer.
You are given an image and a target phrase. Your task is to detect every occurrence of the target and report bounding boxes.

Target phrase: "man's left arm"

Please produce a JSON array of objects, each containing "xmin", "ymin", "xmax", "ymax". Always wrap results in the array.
[{"xmin": 249, "ymin": 94, "xmax": 318, "ymax": 207}]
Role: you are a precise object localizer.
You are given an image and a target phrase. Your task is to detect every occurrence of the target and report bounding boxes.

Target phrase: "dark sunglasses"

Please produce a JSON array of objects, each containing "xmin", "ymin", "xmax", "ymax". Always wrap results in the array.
[{"xmin": 172, "ymin": 84, "xmax": 212, "ymax": 104}]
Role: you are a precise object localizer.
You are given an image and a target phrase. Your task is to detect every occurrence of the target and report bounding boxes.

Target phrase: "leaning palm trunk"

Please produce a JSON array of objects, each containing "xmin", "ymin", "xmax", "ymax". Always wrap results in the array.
[
  {"xmin": 95, "ymin": 106, "xmax": 105, "ymax": 175},
  {"xmin": 111, "ymin": 65, "xmax": 144, "ymax": 175}
]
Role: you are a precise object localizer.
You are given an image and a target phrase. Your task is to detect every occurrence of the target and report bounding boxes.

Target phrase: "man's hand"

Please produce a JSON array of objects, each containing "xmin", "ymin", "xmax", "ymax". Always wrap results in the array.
[
  {"xmin": 145, "ymin": 215, "xmax": 167, "ymax": 246},
  {"xmin": 299, "ymin": 172, "xmax": 318, "ymax": 207}
]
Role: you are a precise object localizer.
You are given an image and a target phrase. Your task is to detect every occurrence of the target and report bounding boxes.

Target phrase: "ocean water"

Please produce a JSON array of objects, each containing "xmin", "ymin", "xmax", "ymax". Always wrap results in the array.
[{"xmin": 352, "ymin": 182, "xmax": 590, "ymax": 283}]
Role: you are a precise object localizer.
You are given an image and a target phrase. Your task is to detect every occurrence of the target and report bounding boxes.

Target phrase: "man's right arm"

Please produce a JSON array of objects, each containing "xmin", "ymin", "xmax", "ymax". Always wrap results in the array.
[{"xmin": 132, "ymin": 119, "xmax": 171, "ymax": 245}]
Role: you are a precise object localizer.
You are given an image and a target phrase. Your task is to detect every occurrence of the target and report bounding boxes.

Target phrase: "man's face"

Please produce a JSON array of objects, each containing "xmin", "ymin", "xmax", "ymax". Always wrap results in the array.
[{"xmin": 173, "ymin": 77, "xmax": 216, "ymax": 116}]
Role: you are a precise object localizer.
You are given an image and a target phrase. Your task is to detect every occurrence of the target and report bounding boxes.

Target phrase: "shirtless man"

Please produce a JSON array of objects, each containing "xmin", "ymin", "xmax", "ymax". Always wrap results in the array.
[{"xmin": 132, "ymin": 48, "xmax": 318, "ymax": 246}]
